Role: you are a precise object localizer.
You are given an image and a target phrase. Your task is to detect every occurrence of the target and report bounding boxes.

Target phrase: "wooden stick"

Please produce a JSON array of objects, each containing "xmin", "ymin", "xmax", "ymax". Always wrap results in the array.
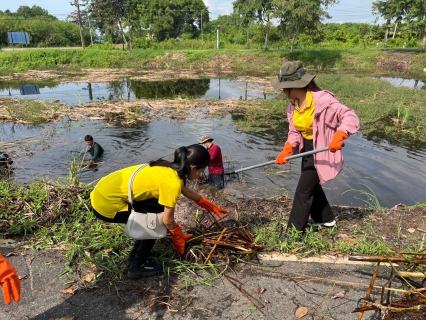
[
  {"xmin": 358, "ymin": 262, "xmax": 380, "ymax": 320},
  {"xmin": 204, "ymin": 228, "xmax": 227, "ymax": 265}
]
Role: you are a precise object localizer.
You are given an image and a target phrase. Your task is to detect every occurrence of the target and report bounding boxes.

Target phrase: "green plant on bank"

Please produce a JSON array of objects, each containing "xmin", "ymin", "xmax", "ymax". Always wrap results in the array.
[
  {"xmin": 1, "ymin": 175, "xmax": 425, "ymax": 286},
  {"xmin": 341, "ymin": 183, "xmax": 381, "ymax": 210},
  {"xmin": 75, "ymin": 92, "xmax": 83, "ymax": 106}
]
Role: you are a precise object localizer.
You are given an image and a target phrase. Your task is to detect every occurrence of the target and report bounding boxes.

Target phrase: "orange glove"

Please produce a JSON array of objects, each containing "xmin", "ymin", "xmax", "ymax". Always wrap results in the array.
[
  {"xmin": 168, "ymin": 224, "xmax": 193, "ymax": 255},
  {"xmin": 275, "ymin": 142, "xmax": 294, "ymax": 164},
  {"xmin": 0, "ymin": 253, "xmax": 20, "ymax": 305},
  {"xmin": 195, "ymin": 195, "xmax": 228, "ymax": 219},
  {"xmin": 329, "ymin": 131, "xmax": 348, "ymax": 153}
]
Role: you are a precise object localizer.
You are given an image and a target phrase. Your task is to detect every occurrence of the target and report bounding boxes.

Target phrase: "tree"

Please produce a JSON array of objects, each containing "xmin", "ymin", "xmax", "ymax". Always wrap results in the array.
[
  {"xmin": 372, "ymin": 0, "xmax": 407, "ymax": 48},
  {"xmin": 136, "ymin": 0, "xmax": 208, "ymax": 41},
  {"xmin": 233, "ymin": 0, "xmax": 261, "ymax": 48},
  {"xmin": 15, "ymin": 5, "xmax": 57, "ymax": 20},
  {"xmin": 273, "ymin": 0, "xmax": 337, "ymax": 53},
  {"xmin": 405, "ymin": 0, "xmax": 426, "ymax": 50},
  {"xmin": 233, "ymin": 0, "xmax": 275, "ymax": 50}
]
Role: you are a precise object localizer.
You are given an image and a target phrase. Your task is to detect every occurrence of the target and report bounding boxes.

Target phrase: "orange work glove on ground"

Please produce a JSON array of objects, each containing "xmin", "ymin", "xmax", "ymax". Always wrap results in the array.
[
  {"xmin": 168, "ymin": 224, "xmax": 193, "ymax": 255},
  {"xmin": 0, "ymin": 253, "xmax": 20, "ymax": 305},
  {"xmin": 195, "ymin": 195, "xmax": 228, "ymax": 219},
  {"xmin": 329, "ymin": 131, "xmax": 348, "ymax": 153},
  {"xmin": 275, "ymin": 142, "xmax": 294, "ymax": 164}
]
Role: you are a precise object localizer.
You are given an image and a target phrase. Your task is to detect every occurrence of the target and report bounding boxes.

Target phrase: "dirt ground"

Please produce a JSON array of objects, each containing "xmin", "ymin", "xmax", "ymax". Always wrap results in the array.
[{"xmin": 175, "ymin": 186, "xmax": 426, "ymax": 253}]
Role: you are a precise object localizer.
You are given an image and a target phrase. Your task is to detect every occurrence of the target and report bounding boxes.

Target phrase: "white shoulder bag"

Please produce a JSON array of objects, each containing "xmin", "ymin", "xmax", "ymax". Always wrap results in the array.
[{"xmin": 124, "ymin": 164, "xmax": 167, "ymax": 239}]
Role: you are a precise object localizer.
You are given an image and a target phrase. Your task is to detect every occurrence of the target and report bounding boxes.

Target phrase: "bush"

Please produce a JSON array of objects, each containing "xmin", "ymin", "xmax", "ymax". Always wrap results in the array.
[{"xmin": 86, "ymin": 42, "xmax": 116, "ymax": 50}]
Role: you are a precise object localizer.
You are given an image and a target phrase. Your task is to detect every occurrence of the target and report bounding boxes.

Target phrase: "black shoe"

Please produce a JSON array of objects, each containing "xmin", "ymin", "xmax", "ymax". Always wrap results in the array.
[
  {"xmin": 127, "ymin": 250, "xmax": 161, "ymax": 266},
  {"xmin": 127, "ymin": 261, "xmax": 163, "ymax": 279},
  {"xmin": 307, "ymin": 218, "xmax": 336, "ymax": 227}
]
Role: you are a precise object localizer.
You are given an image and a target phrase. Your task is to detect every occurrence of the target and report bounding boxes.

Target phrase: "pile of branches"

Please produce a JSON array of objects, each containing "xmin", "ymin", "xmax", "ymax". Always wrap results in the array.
[
  {"xmin": 184, "ymin": 210, "xmax": 263, "ymax": 265},
  {"xmin": 350, "ymin": 253, "xmax": 426, "ymax": 319}
]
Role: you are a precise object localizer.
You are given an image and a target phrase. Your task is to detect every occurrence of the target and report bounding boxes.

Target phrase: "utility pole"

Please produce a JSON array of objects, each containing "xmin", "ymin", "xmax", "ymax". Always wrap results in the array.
[
  {"xmin": 217, "ymin": 25, "xmax": 221, "ymax": 49},
  {"xmin": 73, "ymin": 0, "xmax": 85, "ymax": 49},
  {"xmin": 201, "ymin": 10, "xmax": 203, "ymax": 41}
]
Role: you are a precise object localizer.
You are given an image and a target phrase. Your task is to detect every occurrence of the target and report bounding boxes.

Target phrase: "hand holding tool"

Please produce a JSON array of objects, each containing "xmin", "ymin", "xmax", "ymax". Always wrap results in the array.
[
  {"xmin": 275, "ymin": 142, "xmax": 294, "ymax": 164},
  {"xmin": 329, "ymin": 131, "xmax": 348, "ymax": 153}
]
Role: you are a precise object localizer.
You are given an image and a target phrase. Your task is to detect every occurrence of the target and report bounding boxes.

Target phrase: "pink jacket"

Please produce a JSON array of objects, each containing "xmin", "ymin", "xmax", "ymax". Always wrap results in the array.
[{"xmin": 286, "ymin": 90, "xmax": 360, "ymax": 183}]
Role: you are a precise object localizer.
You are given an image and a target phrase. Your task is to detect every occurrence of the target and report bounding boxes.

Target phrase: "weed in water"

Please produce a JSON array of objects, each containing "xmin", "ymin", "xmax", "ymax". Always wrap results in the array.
[{"xmin": 341, "ymin": 183, "xmax": 381, "ymax": 210}]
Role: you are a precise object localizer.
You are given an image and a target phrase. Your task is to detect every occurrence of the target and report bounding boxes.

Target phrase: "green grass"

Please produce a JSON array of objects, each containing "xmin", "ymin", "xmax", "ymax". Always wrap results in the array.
[
  {"xmin": 233, "ymin": 73, "xmax": 426, "ymax": 144},
  {"xmin": 1, "ymin": 48, "xmax": 425, "ymax": 80},
  {"xmin": 1, "ymin": 176, "xmax": 425, "ymax": 287}
]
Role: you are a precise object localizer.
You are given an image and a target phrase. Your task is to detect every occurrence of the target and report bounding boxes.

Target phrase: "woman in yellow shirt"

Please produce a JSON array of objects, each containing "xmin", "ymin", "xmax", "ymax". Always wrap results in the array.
[{"xmin": 90, "ymin": 144, "xmax": 227, "ymax": 279}]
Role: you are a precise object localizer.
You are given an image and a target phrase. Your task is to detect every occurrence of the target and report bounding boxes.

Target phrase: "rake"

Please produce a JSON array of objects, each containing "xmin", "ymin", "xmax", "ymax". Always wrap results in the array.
[{"xmin": 224, "ymin": 146, "xmax": 330, "ymax": 181}]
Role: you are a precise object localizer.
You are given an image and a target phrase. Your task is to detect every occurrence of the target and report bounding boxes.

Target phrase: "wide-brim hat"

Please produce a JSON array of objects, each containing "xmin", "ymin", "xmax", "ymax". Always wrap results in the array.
[
  {"xmin": 271, "ymin": 61, "xmax": 316, "ymax": 90},
  {"xmin": 198, "ymin": 135, "xmax": 214, "ymax": 144}
]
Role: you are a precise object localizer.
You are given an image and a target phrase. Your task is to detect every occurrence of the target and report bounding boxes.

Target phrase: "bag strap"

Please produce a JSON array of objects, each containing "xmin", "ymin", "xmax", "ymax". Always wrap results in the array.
[{"xmin": 128, "ymin": 164, "xmax": 148, "ymax": 206}]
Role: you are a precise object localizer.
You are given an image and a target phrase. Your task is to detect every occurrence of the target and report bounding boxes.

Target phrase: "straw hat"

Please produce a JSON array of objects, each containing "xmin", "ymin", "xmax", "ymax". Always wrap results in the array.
[
  {"xmin": 271, "ymin": 61, "xmax": 316, "ymax": 90},
  {"xmin": 198, "ymin": 135, "xmax": 214, "ymax": 144}
]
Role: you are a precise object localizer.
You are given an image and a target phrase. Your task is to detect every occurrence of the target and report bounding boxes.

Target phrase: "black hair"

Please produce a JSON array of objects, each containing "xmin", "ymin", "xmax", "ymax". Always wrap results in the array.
[
  {"xmin": 305, "ymin": 80, "xmax": 321, "ymax": 92},
  {"xmin": 149, "ymin": 144, "xmax": 210, "ymax": 182},
  {"xmin": 84, "ymin": 135, "xmax": 94, "ymax": 141}
]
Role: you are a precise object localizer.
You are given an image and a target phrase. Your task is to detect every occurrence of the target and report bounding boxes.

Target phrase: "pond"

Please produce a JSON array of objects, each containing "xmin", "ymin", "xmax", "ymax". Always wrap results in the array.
[
  {"xmin": 0, "ymin": 78, "xmax": 274, "ymax": 105},
  {"xmin": 1, "ymin": 77, "xmax": 426, "ymax": 209}
]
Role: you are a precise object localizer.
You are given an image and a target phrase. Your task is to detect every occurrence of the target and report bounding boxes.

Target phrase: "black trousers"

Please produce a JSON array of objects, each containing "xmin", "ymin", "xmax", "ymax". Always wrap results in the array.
[
  {"xmin": 287, "ymin": 139, "xmax": 334, "ymax": 232},
  {"xmin": 92, "ymin": 198, "xmax": 164, "ymax": 266},
  {"xmin": 209, "ymin": 174, "xmax": 224, "ymax": 189}
]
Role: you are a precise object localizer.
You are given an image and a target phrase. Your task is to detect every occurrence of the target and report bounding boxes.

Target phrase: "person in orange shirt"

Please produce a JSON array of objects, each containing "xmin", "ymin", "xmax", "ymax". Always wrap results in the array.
[{"xmin": 0, "ymin": 253, "xmax": 20, "ymax": 305}]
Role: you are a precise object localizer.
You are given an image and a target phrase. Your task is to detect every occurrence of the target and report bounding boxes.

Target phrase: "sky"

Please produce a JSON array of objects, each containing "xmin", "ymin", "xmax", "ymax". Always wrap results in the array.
[{"xmin": 3, "ymin": 0, "xmax": 380, "ymax": 24}]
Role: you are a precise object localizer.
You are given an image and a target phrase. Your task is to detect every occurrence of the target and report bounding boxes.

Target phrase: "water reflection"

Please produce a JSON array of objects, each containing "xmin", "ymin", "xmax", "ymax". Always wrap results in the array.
[
  {"xmin": 377, "ymin": 77, "xmax": 425, "ymax": 89},
  {"xmin": 1, "ymin": 114, "xmax": 426, "ymax": 209},
  {"xmin": 1, "ymin": 75, "xmax": 424, "ymax": 106},
  {"xmin": 0, "ymin": 78, "xmax": 274, "ymax": 105}
]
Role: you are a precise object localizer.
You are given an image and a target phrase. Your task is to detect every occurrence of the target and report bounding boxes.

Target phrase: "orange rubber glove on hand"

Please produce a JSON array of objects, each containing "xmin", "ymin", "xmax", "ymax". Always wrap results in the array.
[
  {"xmin": 0, "ymin": 253, "xmax": 20, "ymax": 305},
  {"xmin": 329, "ymin": 131, "xmax": 348, "ymax": 153},
  {"xmin": 195, "ymin": 195, "xmax": 227, "ymax": 219},
  {"xmin": 168, "ymin": 224, "xmax": 193, "ymax": 255},
  {"xmin": 275, "ymin": 142, "xmax": 294, "ymax": 164}
]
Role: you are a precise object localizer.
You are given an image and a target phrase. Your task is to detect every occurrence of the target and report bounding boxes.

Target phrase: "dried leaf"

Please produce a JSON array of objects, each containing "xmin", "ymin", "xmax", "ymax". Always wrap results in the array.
[
  {"xmin": 18, "ymin": 274, "xmax": 28, "ymax": 280},
  {"xmin": 331, "ymin": 290, "xmax": 348, "ymax": 299},
  {"xmin": 60, "ymin": 286, "xmax": 77, "ymax": 295},
  {"xmin": 342, "ymin": 238, "xmax": 358, "ymax": 245},
  {"xmin": 84, "ymin": 250, "xmax": 91, "ymax": 258},
  {"xmin": 290, "ymin": 247, "xmax": 300, "ymax": 254},
  {"xmin": 5, "ymin": 252, "xmax": 18, "ymax": 257},
  {"xmin": 83, "ymin": 271, "xmax": 95, "ymax": 283},
  {"xmin": 27, "ymin": 256, "xmax": 35, "ymax": 265},
  {"xmin": 0, "ymin": 239, "xmax": 15, "ymax": 245},
  {"xmin": 295, "ymin": 306, "xmax": 308, "ymax": 318},
  {"xmin": 336, "ymin": 233, "xmax": 349, "ymax": 239},
  {"xmin": 407, "ymin": 228, "xmax": 415, "ymax": 233}
]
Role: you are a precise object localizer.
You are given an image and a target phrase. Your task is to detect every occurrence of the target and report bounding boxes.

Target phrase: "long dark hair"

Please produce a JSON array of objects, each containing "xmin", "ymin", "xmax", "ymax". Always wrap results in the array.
[
  {"xmin": 305, "ymin": 80, "xmax": 321, "ymax": 92},
  {"xmin": 149, "ymin": 144, "xmax": 210, "ymax": 181}
]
